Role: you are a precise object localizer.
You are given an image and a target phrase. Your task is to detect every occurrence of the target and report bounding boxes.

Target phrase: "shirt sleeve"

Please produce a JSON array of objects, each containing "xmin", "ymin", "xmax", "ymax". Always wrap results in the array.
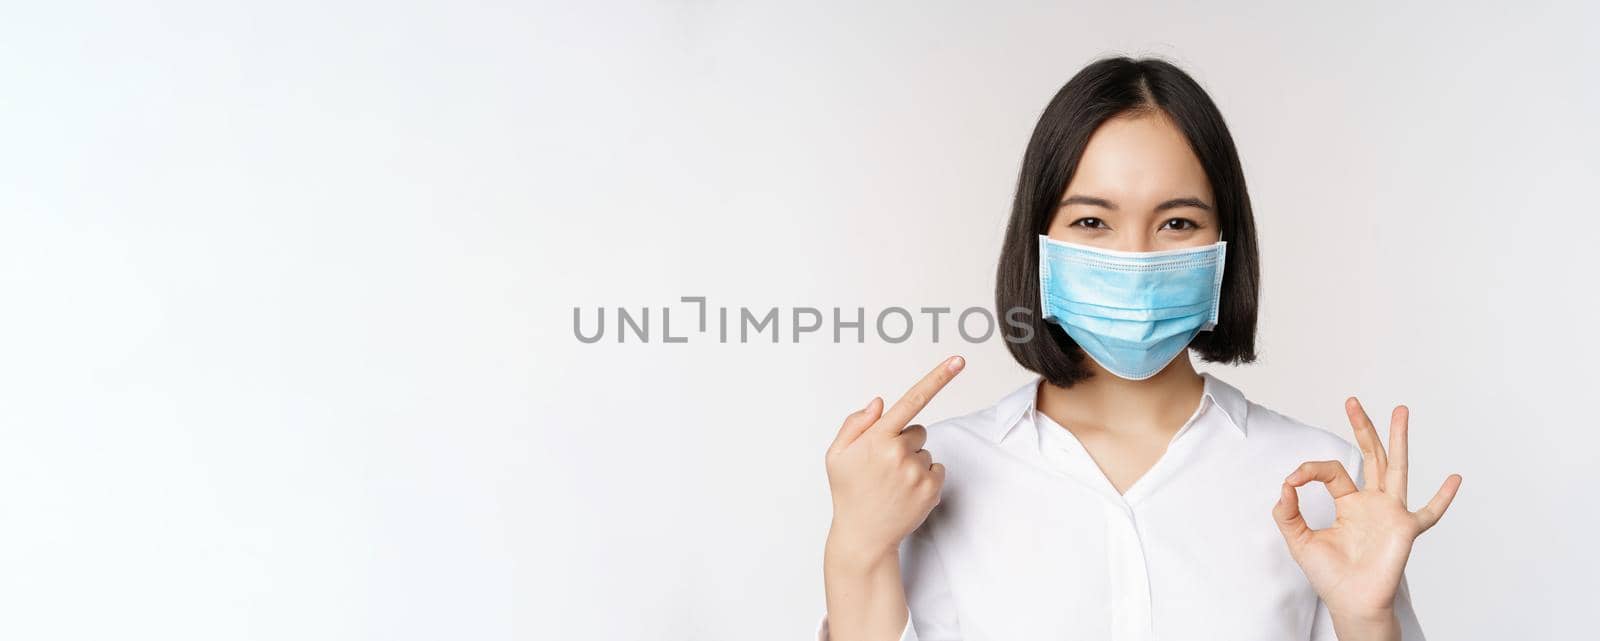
[
  {"xmin": 816, "ymin": 520, "xmax": 959, "ymax": 641},
  {"xmin": 815, "ymin": 609, "xmax": 917, "ymax": 641}
]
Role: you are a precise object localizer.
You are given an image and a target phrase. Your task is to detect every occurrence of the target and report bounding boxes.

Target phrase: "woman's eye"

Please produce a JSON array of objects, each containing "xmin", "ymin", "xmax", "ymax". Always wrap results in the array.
[
  {"xmin": 1071, "ymin": 217, "xmax": 1108, "ymax": 230},
  {"xmin": 1160, "ymin": 218, "xmax": 1198, "ymax": 231}
]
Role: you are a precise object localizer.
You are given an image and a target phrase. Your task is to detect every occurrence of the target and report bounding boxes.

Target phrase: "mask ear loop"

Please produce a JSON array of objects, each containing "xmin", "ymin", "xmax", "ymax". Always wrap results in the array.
[{"xmin": 1204, "ymin": 224, "xmax": 1226, "ymax": 331}]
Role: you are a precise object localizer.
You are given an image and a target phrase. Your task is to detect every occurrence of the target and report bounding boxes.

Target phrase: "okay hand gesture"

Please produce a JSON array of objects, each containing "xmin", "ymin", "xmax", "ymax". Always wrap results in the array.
[{"xmin": 1273, "ymin": 398, "xmax": 1462, "ymax": 628}]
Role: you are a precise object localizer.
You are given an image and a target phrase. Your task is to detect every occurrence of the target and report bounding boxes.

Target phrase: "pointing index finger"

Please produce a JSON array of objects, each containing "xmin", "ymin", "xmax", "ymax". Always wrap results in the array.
[{"xmin": 873, "ymin": 356, "xmax": 965, "ymax": 435}]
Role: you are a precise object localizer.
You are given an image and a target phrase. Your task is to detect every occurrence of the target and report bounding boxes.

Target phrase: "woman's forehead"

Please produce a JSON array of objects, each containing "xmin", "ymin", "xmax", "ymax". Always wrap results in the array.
[{"xmin": 1066, "ymin": 112, "xmax": 1214, "ymax": 205}]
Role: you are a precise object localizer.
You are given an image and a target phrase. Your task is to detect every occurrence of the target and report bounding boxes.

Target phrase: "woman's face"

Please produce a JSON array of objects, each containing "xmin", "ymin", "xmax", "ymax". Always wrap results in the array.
[{"xmin": 1047, "ymin": 111, "xmax": 1220, "ymax": 252}]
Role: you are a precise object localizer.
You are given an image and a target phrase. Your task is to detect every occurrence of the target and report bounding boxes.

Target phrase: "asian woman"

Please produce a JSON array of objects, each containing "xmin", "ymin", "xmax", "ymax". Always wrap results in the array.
[{"xmin": 819, "ymin": 57, "xmax": 1461, "ymax": 641}]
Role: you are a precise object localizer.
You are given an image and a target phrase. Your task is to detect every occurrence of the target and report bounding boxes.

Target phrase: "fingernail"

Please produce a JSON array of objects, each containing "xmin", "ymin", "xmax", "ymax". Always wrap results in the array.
[{"xmin": 947, "ymin": 355, "xmax": 965, "ymax": 372}]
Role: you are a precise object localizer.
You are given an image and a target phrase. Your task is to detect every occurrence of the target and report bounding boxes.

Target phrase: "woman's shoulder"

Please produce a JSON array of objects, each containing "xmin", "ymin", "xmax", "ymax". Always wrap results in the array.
[
  {"xmin": 920, "ymin": 378, "xmax": 1040, "ymax": 447},
  {"xmin": 1237, "ymin": 394, "xmax": 1361, "ymax": 464}
]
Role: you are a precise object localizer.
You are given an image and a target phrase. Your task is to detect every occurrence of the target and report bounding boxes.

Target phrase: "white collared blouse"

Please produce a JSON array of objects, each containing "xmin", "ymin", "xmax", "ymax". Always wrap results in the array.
[{"xmin": 820, "ymin": 372, "xmax": 1424, "ymax": 641}]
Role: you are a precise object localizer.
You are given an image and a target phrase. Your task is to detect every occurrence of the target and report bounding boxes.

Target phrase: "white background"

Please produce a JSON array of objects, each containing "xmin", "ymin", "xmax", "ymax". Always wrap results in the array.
[{"xmin": 3, "ymin": 1, "xmax": 1597, "ymax": 639}]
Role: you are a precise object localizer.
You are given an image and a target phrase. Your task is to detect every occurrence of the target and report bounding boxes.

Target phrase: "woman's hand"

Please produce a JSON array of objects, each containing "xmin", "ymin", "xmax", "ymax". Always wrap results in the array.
[
  {"xmin": 1272, "ymin": 398, "xmax": 1462, "ymax": 640},
  {"xmin": 825, "ymin": 355, "xmax": 964, "ymax": 565},
  {"xmin": 822, "ymin": 356, "xmax": 964, "ymax": 641}
]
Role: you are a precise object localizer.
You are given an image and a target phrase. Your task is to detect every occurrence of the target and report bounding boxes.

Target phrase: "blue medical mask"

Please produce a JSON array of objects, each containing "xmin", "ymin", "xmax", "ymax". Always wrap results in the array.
[{"xmin": 1037, "ymin": 235, "xmax": 1227, "ymax": 380}]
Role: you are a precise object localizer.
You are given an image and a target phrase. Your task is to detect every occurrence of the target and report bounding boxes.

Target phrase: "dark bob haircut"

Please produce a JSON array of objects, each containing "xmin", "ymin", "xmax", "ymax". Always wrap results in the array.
[{"xmin": 995, "ymin": 56, "xmax": 1260, "ymax": 387}]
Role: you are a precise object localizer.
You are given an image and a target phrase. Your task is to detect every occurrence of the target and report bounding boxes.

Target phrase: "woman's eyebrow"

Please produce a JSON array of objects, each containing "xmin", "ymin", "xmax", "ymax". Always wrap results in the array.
[
  {"xmin": 1155, "ymin": 197, "xmax": 1214, "ymax": 212},
  {"xmin": 1059, "ymin": 194, "xmax": 1116, "ymax": 209}
]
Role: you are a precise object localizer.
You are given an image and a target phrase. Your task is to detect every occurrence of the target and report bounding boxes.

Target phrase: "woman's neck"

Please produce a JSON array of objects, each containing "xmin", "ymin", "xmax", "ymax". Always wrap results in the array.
[{"xmin": 1036, "ymin": 352, "xmax": 1207, "ymax": 438}]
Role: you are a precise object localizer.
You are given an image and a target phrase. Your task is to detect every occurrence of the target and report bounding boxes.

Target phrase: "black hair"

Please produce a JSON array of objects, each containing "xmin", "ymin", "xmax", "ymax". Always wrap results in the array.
[{"xmin": 995, "ymin": 56, "xmax": 1260, "ymax": 387}]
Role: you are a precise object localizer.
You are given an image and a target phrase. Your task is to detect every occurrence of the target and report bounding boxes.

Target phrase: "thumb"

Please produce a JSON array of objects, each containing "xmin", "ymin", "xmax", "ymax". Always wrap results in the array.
[
  {"xmin": 829, "ymin": 397, "xmax": 884, "ymax": 453},
  {"xmin": 1272, "ymin": 482, "xmax": 1311, "ymax": 546}
]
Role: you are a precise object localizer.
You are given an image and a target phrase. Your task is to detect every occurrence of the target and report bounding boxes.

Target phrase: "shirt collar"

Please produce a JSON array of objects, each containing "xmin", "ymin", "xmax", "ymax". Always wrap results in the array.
[
  {"xmin": 987, "ymin": 377, "xmax": 1042, "ymax": 443},
  {"xmin": 984, "ymin": 371, "xmax": 1251, "ymax": 443},
  {"xmin": 1200, "ymin": 372, "xmax": 1250, "ymax": 436}
]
